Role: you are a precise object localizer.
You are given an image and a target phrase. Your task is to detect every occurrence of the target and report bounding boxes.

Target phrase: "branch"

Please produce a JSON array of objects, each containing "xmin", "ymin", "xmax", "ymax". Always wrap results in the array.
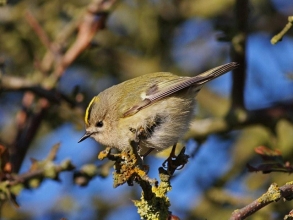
[
  {"xmin": 271, "ymin": 16, "xmax": 293, "ymax": 45},
  {"xmin": 230, "ymin": 182, "xmax": 293, "ymax": 220},
  {"xmin": 53, "ymin": 0, "xmax": 117, "ymax": 79},
  {"xmin": 230, "ymin": 0, "xmax": 248, "ymax": 109},
  {"xmin": 0, "ymin": 75, "xmax": 78, "ymax": 106},
  {"xmin": 10, "ymin": 0, "xmax": 116, "ymax": 173},
  {"xmin": 284, "ymin": 209, "xmax": 293, "ymax": 220},
  {"xmin": 91, "ymin": 143, "xmax": 187, "ymax": 220},
  {"xmin": 1, "ymin": 144, "xmax": 75, "ymax": 207},
  {"xmin": 185, "ymin": 103, "xmax": 293, "ymax": 140},
  {"xmin": 25, "ymin": 11, "xmax": 59, "ymax": 57}
]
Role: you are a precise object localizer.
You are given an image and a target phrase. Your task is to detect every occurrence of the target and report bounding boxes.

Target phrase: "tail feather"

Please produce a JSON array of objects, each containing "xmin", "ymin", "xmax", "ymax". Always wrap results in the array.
[{"xmin": 194, "ymin": 62, "xmax": 239, "ymax": 85}]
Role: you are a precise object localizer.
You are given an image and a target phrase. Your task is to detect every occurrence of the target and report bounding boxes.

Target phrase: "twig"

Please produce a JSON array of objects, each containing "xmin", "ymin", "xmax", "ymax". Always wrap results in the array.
[
  {"xmin": 1, "ymin": 75, "xmax": 77, "ymax": 106},
  {"xmin": 284, "ymin": 209, "xmax": 293, "ymax": 220},
  {"xmin": 271, "ymin": 16, "xmax": 293, "ymax": 45},
  {"xmin": 25, "ymin": 11, "xmax": 59, "ymax": 57},
  {"xmin": 10, "ymin": 0, "xmax": 116, "ymax": 173},
  {"xmin": 230, "ymin": 182, "xmax": 293, "ymax": 220},
  {"xmin": 53, "ymin": 0, "xmax": 116, "ymax": 79},
  {"xmin": 1, "ymin": 144, "xmax": 74, "ymax": 207}
]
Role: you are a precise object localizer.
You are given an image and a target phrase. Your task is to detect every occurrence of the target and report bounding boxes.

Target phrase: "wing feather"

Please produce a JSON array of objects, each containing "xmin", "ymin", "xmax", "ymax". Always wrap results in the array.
[
  {"xmin": 123, "ymin": 62, "xmax": 238, "ymax": 117},
  {"xmin": 147, "ymin": 62, "xmax": 238, "ymax": 101}
]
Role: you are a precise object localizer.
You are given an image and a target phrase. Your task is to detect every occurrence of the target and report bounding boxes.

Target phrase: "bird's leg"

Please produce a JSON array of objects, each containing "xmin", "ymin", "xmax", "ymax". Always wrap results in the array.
[
  {"xmin": 130, "ymin": 125, "xmax": 155, "ymax": 159},
  {"xmin": 141, "ymin": 148, "xmax": 154, "ymax": 160},
  {"xmin": 163, "ymin": 144, "xmax": 188, "ymax": 171},
  {"xmin": 129, "ymin": 126, "xmax": 144, "ymax": 154},
  {"xmin": 162, "ymin": 144, "xmax": 177, "ymax": 168}
]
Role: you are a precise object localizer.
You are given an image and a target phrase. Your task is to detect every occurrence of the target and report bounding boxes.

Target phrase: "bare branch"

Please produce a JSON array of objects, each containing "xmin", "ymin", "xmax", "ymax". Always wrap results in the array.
[
  {"xmin": 230, "ymin": 0, "xmax": 248, "ymax": 109},
  {"xmin": 1, "ymin": 75, "xmax": 77, "ymax": 106},
  {"xmin": 10, "ymin": 0, "xmax": 117, "ymax": 173},
  {"xmin": 54, "ymin": 0, "xmax": 117, "ymax": 79},
  {"xmin": 25, "ymin": 11, "xmax": 59, "ymax": 57}
]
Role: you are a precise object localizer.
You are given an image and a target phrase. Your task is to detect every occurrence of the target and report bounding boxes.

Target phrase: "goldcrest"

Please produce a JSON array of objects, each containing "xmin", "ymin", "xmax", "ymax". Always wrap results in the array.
[{"xmin": 78, "ymin": 62, "xmax": 238, "ymax": 154}]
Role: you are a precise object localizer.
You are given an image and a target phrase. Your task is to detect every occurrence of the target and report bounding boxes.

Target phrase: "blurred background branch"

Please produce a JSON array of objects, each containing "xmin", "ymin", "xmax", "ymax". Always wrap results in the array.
[
  {"xmin": 271, "ymin": 16, "xmax": 293, "ymax": 45},
  {"xmin": 9, "ymin": 0, "xmax": 116, "ymax": 173},
  {"xmin": 230, "ymin": 0, "xmax": 248, "ymax": 109}
]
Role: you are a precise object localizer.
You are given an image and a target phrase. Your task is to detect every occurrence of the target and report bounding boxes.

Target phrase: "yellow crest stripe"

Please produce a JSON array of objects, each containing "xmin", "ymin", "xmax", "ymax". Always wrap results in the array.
[{"xmin": 85, "ymin": 96, "xmax": 97, "ymax": 126}]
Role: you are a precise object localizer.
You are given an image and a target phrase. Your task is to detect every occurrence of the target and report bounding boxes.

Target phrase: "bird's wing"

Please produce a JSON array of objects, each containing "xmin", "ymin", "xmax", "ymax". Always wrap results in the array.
[{"xmin": 123, "ymin": 62, "xmax": 238, "ymax": 117}]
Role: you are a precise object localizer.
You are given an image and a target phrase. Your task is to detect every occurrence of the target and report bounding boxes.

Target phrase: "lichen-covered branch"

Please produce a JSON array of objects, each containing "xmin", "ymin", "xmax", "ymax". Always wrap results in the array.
[
  {"xmin": 95, "ymin": 143, "xmax": 187, "ymax": 220},
  {"xmin": 230, "ymin": 182, "xmax": 293, "ymax": 220},
  {"xmin": 0, "ymin": 144, "xmax": 75, "ymax": 207},
  {"xmin": 134, "ymin": 147, "xmax": 188, "ymax": 220}
]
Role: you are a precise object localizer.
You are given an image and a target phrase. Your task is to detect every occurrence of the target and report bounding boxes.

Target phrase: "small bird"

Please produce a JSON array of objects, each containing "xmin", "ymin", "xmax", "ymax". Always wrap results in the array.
[{"xmin": 78, "ymin": 62, "xmax": 238, "ymax": 155}]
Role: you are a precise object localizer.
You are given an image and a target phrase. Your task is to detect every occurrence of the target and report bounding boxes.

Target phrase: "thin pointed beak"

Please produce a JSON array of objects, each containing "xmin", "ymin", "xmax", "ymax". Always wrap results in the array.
[{"xmin": 78, "ymin": 132, "xmax": 92, "ymax": 143}]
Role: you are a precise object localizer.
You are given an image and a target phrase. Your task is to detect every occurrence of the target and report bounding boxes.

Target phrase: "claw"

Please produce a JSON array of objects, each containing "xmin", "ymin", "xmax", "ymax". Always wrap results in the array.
[{"xmin": 162, "ymin": 144, "xmax": 187, "ymax": 171}]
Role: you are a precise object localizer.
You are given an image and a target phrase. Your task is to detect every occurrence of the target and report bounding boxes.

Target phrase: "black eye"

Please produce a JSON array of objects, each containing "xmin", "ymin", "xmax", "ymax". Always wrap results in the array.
[{"xmin": 96, "ymin": 121, "xmax": 103, "ymax": 127}]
